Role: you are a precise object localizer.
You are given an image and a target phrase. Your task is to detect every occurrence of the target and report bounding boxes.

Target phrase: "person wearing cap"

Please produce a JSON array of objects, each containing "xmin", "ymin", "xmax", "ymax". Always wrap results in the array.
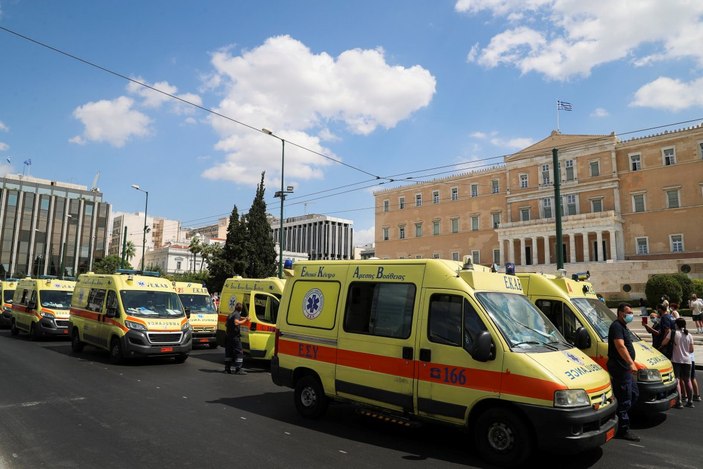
[{"xmin": 607, "ymin": 303, "xmax": 639, "ymax": 442}]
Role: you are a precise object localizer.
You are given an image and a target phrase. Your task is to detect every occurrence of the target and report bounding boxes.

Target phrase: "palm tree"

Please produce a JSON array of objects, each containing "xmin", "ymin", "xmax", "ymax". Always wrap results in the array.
[
  {"xmin": 123, "ymin": 241, "xmax": 136, "ymax": 268},
  {"xmin": 188, "ymin": 236, "xmax": 202, "ymax": 273}
]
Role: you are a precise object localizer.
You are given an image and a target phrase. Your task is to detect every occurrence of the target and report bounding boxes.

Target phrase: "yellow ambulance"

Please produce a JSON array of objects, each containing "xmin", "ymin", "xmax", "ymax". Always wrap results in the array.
[
  {"xmin": 518, "ymin": 271, "xmax": 678, "ymax": 414},
  {"xmin": 217, "ymin": 276, "xmax": 285, "ymax": 359},
  {"xmin": 173, "ymin": 281, "xmax": 218, "ymax": 349},
  {"xmin": 10, "ymin": 277, "xmax": 75, "ymax": 339},
  {"xmin": 69, "ymin": 271, "xmax": 192, "ymax": 364},
  {"xmin": 0, "ymin": 278, "xmax": 19, "ymax": 328},
  {"xmin": 271, "ymin": 259, "xmax": 617, "ymax": 467}
]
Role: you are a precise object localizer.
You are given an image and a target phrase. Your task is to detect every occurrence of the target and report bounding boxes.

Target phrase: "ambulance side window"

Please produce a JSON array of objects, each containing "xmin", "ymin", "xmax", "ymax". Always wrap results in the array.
[
  {"xmin": 254, "ymin": 293, "xmax": 280, "ymax": 323},
  {"xmin": 344, "ymin": 282, "xmax": 415, "ymax": 339},
  {"xmin": 536, "ymin": 299, "xmax": 582, "ymax": 345},
  {"xmin": 428, "ymin": 294, "xmax": 462, "ymax": 346},
  {"xmin": 463, "ymin": 300, "xmax": 488, "ymax": 353},
  {"xmin": 105, "ymin": 291, "xmax": 119, "ymax": 317},
  {"xmin": 19, "ymin": 289, "xmax": 29, "ymax": 305},
  {"xmin": 88, "ymin": 289, "xmax": 106, "ymax": 312}
]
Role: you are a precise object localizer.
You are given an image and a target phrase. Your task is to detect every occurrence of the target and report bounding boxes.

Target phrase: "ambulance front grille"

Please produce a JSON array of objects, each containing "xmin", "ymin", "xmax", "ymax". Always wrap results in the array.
[{"xmin": 147, "ymin": 332, "xmax": 183, "ymax": 344}]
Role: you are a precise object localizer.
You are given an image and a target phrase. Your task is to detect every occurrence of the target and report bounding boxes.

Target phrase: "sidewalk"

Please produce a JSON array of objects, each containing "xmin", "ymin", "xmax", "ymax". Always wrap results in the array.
[{"xmin": 629, "ymin": 320, "xmax": 703, "ymax": 369}]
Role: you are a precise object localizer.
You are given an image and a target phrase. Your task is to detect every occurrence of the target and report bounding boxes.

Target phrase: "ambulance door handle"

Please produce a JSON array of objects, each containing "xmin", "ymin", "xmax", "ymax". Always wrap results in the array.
[
  {"xmin": 419, "ymin": 348, "xmax": 431, "ymax": 362},
  {"xmin": 402, "ymin": 346, "xmax": 413, "ymax": 360}
]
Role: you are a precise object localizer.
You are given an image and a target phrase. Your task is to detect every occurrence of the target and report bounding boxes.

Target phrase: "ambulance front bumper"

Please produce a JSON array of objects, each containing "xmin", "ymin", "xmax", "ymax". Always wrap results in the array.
[
  {"xmin": 516, "ymin": 400, "xmax": 618, "ymax": 453},
  {"xmin": 122, "ymin": 329, "xmax": 192, "ymax": 357},
  {"xmin": 635, "ymin": 381, "xmax": 678, "ymax": 413},
  {"xmin": 0, "ymin": 309, "xmax": 12, "ymax": 327},
  {"xmin": 38, "ymin": 317, "xmax": 71, "ymax": 337}
]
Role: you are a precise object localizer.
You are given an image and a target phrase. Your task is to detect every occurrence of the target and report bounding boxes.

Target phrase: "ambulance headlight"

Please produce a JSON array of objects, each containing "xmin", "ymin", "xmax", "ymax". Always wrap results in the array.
[
  {"xmin": 40, "ymin": 312, "xmax": 55, "ymax": 319},
  {"xmin": 554, "ymin": 389, "xmax": 590, "ymax": 408},
  {"xmin": 125, "ymin": 320, "xmax": 147, "ymax": 331},
  {"xmin": 637, "ymin": 368, "xmax": 661, "ymax": 383}
]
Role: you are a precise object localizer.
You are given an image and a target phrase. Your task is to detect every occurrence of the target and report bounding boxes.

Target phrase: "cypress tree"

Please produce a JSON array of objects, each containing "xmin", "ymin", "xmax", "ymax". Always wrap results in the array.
[{"xmin": 245, "ymin": 172, "xmax": 277, "ymax": 278}]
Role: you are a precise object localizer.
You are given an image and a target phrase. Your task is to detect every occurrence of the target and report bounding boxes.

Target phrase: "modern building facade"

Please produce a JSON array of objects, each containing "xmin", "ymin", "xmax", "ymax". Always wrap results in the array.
[
  {"xmin": 272, "ymin": 214, "xmax": 354, "ymax": 260},
  {"xmin": 0, "ymin": 174, "xmax": 110, "ymax": 278},
  {"xmin": 374, "ymin": 125, "xmax": 703, "ymax": 297}
]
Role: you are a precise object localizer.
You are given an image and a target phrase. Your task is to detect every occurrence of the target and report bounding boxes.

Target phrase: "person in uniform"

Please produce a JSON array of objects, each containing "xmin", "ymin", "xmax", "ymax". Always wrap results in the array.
[{"xmin": 224, "ymin": 302, "xmax": 248, "ymax": 375}]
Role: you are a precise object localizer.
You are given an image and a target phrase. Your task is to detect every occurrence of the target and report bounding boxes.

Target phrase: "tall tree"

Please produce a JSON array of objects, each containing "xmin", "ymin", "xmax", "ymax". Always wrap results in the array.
[
  {"xmin": 188, "ymin": 236, "xmax": 202, "ymax": 273},
  {"xmin": 245, "ymin": 172, "xmax": 277, "ymax": 278},
  {"xmin": 208, "ymin": 205, "xmax": 247, "ymax": 292}
]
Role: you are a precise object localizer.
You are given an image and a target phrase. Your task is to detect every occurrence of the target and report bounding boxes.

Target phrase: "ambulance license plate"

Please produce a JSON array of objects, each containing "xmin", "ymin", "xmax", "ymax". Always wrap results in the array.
[
  {"xmin": 199, "ymin": 338, "xmax": 209, "ymax": 343},
  {"xmin": 160, "ymin": 346, "xmax": 174, "ymax": 353},
  {"xmin": 606, "ymin": 428, "xmax": 615, "ymax": 442}
]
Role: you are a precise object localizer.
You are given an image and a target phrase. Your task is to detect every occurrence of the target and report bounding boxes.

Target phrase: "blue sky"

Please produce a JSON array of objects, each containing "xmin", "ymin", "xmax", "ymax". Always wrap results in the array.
[{"xmin": 1, "ymin": 1, "xmax": 702, "ymax": 245}]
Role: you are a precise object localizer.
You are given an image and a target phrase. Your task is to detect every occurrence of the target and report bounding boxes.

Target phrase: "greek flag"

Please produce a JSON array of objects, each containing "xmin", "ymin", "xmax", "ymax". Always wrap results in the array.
[
  {"xmin": 557, "ymin": 100, "xmax": 573, "ymax": 111},
  {"xmin": 24, "ymin": 159, "xmax": 31, "ymax": 166}
]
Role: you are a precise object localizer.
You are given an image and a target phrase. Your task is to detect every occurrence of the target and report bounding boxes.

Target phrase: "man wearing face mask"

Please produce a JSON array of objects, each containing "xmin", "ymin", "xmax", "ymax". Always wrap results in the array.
[{"xmin": 608, "ymin": 303, "xmax": 640, "ymax": 441}]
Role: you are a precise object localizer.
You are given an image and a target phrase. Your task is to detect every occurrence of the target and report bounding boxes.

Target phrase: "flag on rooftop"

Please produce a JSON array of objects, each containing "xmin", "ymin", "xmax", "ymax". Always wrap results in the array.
[
  {"xmin": 557, "ymin": 100, "xmax": 573, "ymax": 111},
  {"xmin": 24, "ymin": 159, "xmax": 31, "ymax": 165}
]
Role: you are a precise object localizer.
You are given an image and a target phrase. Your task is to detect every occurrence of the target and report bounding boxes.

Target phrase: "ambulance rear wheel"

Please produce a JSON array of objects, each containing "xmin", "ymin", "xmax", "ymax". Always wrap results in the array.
[
  {"xmin": 109, "ymin": 338, "xmax": 124, "ymax": 364},
  {"xmin": 474, "ymin": 407, "xmax": 532, "ymax": 468},
  {"xmin": 295, "ymin": 375, "xmax": 328, "ymax": 419},
  {"xmin": 71, "ymin": 329, "xmax": 84, "ymax": 353},
  {"xmin": 10, "ymin": 319, "xmax": 19, "ymax": 336}
]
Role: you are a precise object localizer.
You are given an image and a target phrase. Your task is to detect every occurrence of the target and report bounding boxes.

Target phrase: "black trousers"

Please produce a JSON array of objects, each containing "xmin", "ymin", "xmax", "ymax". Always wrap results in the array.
[
  {"xmin": 225, "ymin": 334, "xmax": 244, "ymax": 369},
  {"xmin": 608, "ymin": 363, "xmax": 639, "ymax": 433}
]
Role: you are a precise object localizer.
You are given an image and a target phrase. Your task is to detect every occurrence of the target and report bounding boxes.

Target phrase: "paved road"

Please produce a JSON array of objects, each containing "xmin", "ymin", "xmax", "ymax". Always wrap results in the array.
[{"xmin": 1, "ymin": 330, "xmax": 702, "ymax": 468}]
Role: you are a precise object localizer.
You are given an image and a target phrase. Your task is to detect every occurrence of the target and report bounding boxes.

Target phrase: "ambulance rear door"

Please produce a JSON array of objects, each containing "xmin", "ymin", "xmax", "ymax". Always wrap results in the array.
[{"xmin": 415, "ymin": 289, "xmax": 503, "ymax": 424}]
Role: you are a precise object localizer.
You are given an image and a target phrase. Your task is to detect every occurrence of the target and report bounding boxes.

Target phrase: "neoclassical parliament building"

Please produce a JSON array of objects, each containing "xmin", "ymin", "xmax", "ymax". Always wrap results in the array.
[{"xmin": 374, "ymin": 124, "xmax": 703, "ymax": 298}]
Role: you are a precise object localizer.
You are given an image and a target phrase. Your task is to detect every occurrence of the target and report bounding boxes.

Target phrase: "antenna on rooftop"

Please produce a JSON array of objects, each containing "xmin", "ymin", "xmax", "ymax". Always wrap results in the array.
[{"xmin": 90, "ymin": 171, "xmax": 101, "ymax": 192}]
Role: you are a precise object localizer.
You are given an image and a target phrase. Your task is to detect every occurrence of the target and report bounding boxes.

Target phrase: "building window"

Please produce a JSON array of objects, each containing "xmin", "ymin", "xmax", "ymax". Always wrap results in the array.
[
  {"xmin": 415, "ymin": 194, "xmax": 422, "ymax": 207},
  {"xmin": 565, "ymin": 195, "xmax": 577, "ymax": 215},
  {"xmin": 670, "ymin": 234, "xmax": 684, "ymax": 253},
  {"xmin": 383, "ymin": 199, "xmax": 389, "ymax": 212},
  {"xmin": 630, "ymin": 153, "xmax": 641, "ymax": 171},
  {"xmin": 451, "ymin": 187, "xmax": 458, "ymax": 201},
  {"xmin": 491, "ymin": 212, "xmax": 501, "ymax": 228},
  {"xmin": 519, "ymin": 174, "xmax": 528, "ymax": 188},
  {"xmin": 452, "ymin": 252, "xmax": 460, "ymax": 261},
  {"xmin": 415, "ymin": 223, "xmax": 422, "ymax": 237},
  {"xmin": 433, "ymin": 220, "xmax": 440, "ymax": 236},
  {"xmin": 542, "ymin": 198, "xmax": 552, "ymax": 218},
  {"xmin": 451, "ymin": 218, "xmax": 459, "ymax": 233},
  {"xmin": 176, "ymin": 261, "xmax": 182, "ymax": 270},
  {"xmin": 698, "ymin": 141, "xmax": 703, "ymax": 159},
  {"xmin": 632, "ymin": 193, "xmax": 646, "ymax": 213},
  {"xmin": 491, "ymin": 180, "xmax": 499, "ymax": 194},
  {"xmin": 591, "ymin": 198, "xmax": 603, "ymax": 213},
  {"xmin": 589, "ymin": 160, "xmax": 600, "ymax": 177},
  {"xmin": 471, "ymin": 216, "xmax": 479, "ymax": 231},
  {"xmin": 471, "ymin": 250, "xmax": 481, "ymax": 264},
  {"xmin": 433, "ymin": 190, "xmax": 440, "ymax": 204},
  {"xmin": 662, "ymin": 147, "xmax": 676, "ymax": 166},
  {"xmin": 399, "ymin": 226, "xmax": 406, "ymax": 239},
  {"xmin": 666, "ymin": 189, "xmax": 680, "ymax": 209},
  {"xmin": 471, "ymin": 184, "xmax": 478, "ymax": 198},
  {"xmin": 636, "ymin": 237, "xmax": 648, "ymax": 255},
  {"xmin": 432, "ymin": 253, "xmax": 440, "ymax": 259},
  {"xmin": 493, "ymin": 249, "xmax": 501, "ymax": 265},
  {"xmin": 541, "ymin": 164, "xmax": 550, "ymax": 185},
  {"xmin": 565, "ymin": 160, "xmax": 575, "ymax": 181},
  {"xmin": 399, "ymin": 197, "xmax": 405, "ymax": 209},
  {"xmin": 520, "ymin": 208, "xmax": 530, "ymax": 221},
  {"xmin": 382, "ymin": 227, "xmax": 389, "ymax": 241}
]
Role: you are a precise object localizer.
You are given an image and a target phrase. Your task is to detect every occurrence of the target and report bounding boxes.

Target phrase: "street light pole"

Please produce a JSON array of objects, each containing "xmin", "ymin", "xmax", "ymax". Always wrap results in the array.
[
  {"xmin": 263, "ymin": 129, "xmax": 293, "ymax": 279},
  {"xmin": 131, "ymin": 184, "xmax": 149, "ymax": 271}
]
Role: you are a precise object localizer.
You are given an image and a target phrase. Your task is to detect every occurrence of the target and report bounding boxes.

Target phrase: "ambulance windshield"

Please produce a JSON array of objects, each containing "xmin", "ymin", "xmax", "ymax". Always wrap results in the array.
[
  {"xmin": 40, "ymin": 290, "xmax": 73, "ymax": 309},
  {"xmin": 477, "ymin": 291, "xmax": 568, "ymax": 351},
  {"xmin": 178, "ymin": 294, "xmax": 216, "ymax": 314},
  {"xmin": 571, "ymin": 298, "xmax": 640, "ymax": 342},
  {"xmin": 120, "ymin": 290, "xmax": 185, "ymax": 318}
]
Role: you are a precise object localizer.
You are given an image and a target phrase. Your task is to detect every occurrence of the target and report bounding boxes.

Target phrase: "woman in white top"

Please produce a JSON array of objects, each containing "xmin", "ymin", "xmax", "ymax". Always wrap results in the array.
[{"xmin": 672, "ymin": 318, "xmax": 695, "ymax": 408}]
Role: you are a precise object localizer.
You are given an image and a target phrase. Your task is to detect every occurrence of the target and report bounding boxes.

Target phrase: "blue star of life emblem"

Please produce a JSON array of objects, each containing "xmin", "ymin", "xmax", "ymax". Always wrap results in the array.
[{"xmin": 303, "ymin": 289, "xmax": 323, "ymax": 320}]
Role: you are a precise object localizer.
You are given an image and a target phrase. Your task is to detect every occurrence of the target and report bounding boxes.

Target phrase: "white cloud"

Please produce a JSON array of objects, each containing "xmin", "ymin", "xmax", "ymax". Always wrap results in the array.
[
  {"xmin": 459, "ymin": 1, "xmax": 703, "ymax": 81},
  {"xmin": 471, "ymin": 130, "xmax": 533, "ymax": 149},
  {"xmin": 591, "ymin": 107, "xmax": 609, "ymax": 118},
  {"xmin": 70, "ymin": 97, "xmax": 152, "ymax": 147},
  {"xmin": 127, "ymin": 79, "xmax": 203, "ymax": 114},
  {"xmin": 631, "ymin": 77, "xmax": 703, "ymax": 111},
  {"xmin": 0, "ymin": 121, "xmax": 8, "ymax": 132},
  {"xmin": 354, "ymin": 226, "xmax": 375, "ymax": 245},
  {"xmin": 0, "ymin": 142, "xmax": 8, "ymax": 151},
  {"xmin": 203, "ymin": 35, "xmax": 436, "ymax": 186}
]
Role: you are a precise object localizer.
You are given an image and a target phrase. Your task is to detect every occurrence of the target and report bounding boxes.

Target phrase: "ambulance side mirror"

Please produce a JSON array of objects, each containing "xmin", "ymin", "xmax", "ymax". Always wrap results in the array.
[
  {"xmin": 106, "ymin": 306, "xmax": 119, "ymax": 318},
  {"xmin": 575, "ymin": 327, "xmax": 591, "ymax": 349},
  {"xmin": 27, "ymin": 301, "xmax": 37, "ymax": 310},
  {"xmin": 185, "ymin": 307, "xmax": 191, "ymax": 318},
  {"xmin": 471, "ymin": 331, "xmax": 495, "ymax": 362}
]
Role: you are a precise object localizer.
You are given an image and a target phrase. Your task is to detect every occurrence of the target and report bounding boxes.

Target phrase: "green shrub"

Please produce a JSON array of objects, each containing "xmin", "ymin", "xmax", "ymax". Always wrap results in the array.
[
  {"xmin": 645, "ymin": 274, "xmax": 682, "ymax": 307},
  {"xmin": 693, "ymin": 279, "xmax": 703, "ymax": 298},
  {"xmin": 670, "ymin": 273, "xmax": 694, "ymax": 305}
]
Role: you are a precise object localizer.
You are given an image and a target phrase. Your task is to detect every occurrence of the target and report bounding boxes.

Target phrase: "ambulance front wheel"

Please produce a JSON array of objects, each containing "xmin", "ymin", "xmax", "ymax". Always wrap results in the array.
[
  {"xmin": 71, "ymin": 329, "xmax": 84, "ymax": 353},
  {"xmin": 295, "ymin": 374, "xmax": 328, "ymax": 419},
  {"xmin": 10, "ymin": 319, "xmax": 18, "ymax": 336},
  {"xmin": 174, "ymin": 354, "xmax": 188, "ymax": 363},
  {"xmin": 109, "ymin": 337, "xmax": 124, "ymax": 364},
  {"xmin": 474, "ymin": 407, "xmax": 532, "ymax": 468}
]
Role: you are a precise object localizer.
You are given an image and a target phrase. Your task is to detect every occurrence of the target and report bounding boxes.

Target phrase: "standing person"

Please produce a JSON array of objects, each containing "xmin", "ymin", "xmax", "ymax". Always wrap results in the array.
[
  {"xmin": 639, "ymin": 298, "xmax": 647, "ymax": 317},
  {"xmin": 671, "ymin": 318, "xmax": 694, "ymax": 408},
  {"xmin": 645, "ymin": 303, "xmax": 675, "ymax": 360},
  {"xmin": 689, "ymin": 294, "xmax": 703, "ymax": 334},
  {"xmin": 224, "ymin": 302, "xmax": 248, "ymax": 375},
  {"xmin": 607, "ymin": 303, "xmax": 640, "ymax": 442},
  {"xmin": 670, "ymin": 303, "xmax": 680, "ymax": 319}
]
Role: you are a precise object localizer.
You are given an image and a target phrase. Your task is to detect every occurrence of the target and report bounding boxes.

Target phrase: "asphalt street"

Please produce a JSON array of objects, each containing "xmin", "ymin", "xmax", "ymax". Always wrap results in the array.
[{"xmin": 1, "ymin": 330, "xmax": 702, "ymax": 469}]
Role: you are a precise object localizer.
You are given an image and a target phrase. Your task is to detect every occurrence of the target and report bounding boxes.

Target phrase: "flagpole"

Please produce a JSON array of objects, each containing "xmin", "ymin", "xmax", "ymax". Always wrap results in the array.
[{"xmin": 556, "ymin": 100, "xmax": 560, "ymax": 133}]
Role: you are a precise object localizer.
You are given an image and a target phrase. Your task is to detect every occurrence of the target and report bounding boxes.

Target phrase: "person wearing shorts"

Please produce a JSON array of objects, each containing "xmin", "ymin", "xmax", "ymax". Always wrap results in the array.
[
  {"xmin": 689, "ymin": 294, "xmax": 703, "ymax": 333},
  {"xmin": 672, "ymin": 318, "xmax": 694, "ymax": 408}
]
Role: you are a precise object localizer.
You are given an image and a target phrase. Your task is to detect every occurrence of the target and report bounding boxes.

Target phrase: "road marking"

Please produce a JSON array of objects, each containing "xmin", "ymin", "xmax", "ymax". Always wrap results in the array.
[{"xmin": 0, "ymin": 396, "xmax": 86, "ymax": 410}]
